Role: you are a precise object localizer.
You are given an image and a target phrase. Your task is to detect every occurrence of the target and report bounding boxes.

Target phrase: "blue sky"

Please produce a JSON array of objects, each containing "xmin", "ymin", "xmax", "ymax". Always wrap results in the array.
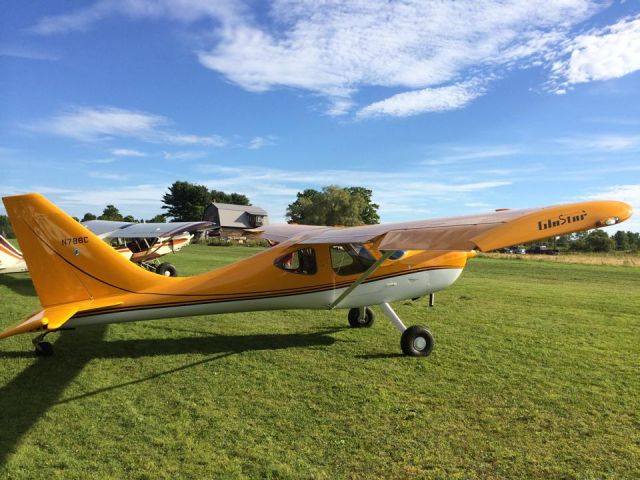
[{"xmin": 1, "ymin": 0, "xmax": 639, "ymax": 231}]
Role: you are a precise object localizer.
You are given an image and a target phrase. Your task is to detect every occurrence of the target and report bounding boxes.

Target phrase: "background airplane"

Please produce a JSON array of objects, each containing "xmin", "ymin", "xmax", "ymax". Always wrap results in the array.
[
  {"xmin": 0, "ymin": 193, "xmax": 631, "ymax": 357},
  {"xmin": 0, "ymin": 220, "xmax": 213, "ymax": 276},
  {"xmin": 0, "ymin": 234, "xmax": 28, "ymax": 274},
  {"xmin": 82, "ymin": 220, "xmax": 213, "ymax": 276}
]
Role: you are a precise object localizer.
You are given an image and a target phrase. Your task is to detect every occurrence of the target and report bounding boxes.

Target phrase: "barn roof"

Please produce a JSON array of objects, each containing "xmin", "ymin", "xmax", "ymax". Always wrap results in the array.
[{"xmin": 211, "ymin": 203, "xmax": 267, "ymax": 215}]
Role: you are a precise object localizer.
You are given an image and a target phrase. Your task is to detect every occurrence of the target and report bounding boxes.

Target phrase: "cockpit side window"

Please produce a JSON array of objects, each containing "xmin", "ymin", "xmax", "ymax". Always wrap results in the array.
[
  {"xmin": 274, "ymin": 248, "xmax": 317, "ymax": 275},
  {"xmin": 330, "ymin": 243, "xmax": 376, "ymax": 276}
]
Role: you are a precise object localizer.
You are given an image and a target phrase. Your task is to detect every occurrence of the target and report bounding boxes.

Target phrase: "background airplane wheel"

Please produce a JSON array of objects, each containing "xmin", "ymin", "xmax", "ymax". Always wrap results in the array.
[
  {"xmin": 400, "ymin": 325, "xmax": 434, "ymax": 357},
  {"xmin": 156, "ymin": 263, "xmax": 178, "ymax": 277},
  {"xmin": 348, "ymin": 307, "xmax": 375, "ymax": 328},
  {"xmin": 34, "ymin": 341, "xmax": 54, "ymax": 357}
]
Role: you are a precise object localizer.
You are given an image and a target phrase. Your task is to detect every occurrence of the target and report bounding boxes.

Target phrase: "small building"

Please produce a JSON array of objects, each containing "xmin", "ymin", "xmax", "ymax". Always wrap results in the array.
[{"xmin": 203, "ymin": 203, "xmax": 269, "ymax": 240}]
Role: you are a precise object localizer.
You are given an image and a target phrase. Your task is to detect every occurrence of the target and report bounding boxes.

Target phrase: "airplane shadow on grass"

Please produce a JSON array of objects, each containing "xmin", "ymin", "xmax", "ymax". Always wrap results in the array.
[
  {"xmin": 0, "ymin": 325, "xmax": 107, "ymax": 466},
  {"xmin": 0, "ymin": 325, "xmax": 338, "ymax": 466},
  {"xmin": 0, "ymin": 274, "xmax": 35, "ymax": 297}
]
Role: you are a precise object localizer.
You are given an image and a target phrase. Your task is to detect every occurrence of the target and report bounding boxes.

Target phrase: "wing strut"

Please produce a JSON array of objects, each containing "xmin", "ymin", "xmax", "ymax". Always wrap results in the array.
[{"xmin": 329, "ymin": 250, "xmax": 396, "ymax": 309}]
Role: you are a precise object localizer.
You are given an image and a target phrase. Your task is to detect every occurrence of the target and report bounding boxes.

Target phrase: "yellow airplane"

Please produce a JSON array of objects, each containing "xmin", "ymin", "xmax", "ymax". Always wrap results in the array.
[{"xmin": 0, "ymin": 193, "xmax": 632, "ymax": 357}]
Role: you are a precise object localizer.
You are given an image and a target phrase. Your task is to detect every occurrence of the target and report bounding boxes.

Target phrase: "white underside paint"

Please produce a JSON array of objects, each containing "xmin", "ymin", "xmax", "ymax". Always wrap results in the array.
[
  {"xmin": 0, "ymin": 261, "xmax": 28, "ymax": 274},
  {"xmin": 64, "ymin": 268, "xmax": 463, "ymax": 329}
]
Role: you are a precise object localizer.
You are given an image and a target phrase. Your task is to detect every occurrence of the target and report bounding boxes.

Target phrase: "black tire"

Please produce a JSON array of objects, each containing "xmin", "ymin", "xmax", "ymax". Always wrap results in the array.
[
  {"xmin": 156, "ymin": 263, "xmax": 178, "ymax": 277},
  {"xmin": 348, "ymin": 307, "xmax": 375, "ymax": 328},
  {"xmin": 34, "ymin": 341, "xmax": 54, "ymax": 357},
  {"xmin": 400, "ymin": 325, "xmax": 434, "ymax": 357}
]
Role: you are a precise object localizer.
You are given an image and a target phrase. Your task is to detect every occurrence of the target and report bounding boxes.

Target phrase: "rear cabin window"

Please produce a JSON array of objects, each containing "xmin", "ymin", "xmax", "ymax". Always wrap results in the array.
[
  {"xmin": 330, "ymin": 244, "xmax": 376, "ymax": 276},
  {"xmin": 274, "ymin": 248, "xmax": 317, "ymax": 275}
]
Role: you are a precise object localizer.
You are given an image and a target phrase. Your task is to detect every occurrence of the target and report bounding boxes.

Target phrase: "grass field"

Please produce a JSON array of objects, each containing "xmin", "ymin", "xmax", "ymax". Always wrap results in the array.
[
  {"xmin": 480, "ymin": 251, "xmax": 640, "ymax": 267},
  {"xmin": 0, "ymin": 245, "xmax": 639, "ymax": 479}
]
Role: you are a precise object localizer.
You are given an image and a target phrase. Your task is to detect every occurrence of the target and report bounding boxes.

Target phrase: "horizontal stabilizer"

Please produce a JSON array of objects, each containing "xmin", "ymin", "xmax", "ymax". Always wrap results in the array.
[{"xmin": 0, "ymin": 297, "xmax": 124, "ymax": 340}]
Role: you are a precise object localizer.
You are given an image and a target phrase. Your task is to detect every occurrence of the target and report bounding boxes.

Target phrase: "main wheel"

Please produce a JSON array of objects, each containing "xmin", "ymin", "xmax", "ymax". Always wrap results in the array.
[
  {"xmin": 348, "ymin": 307, "xmax": 375, "ymax": 328},
  {"xmin": 156, "ymin": 263, "xmax": 178, "ymax": 277},
  {"xmin": 400, "ymin": 325, "xmax": 434, "ymax": 357},
  {"xmin": 34, "ymin": 341, "xmax": 54, "ymax": 357}
]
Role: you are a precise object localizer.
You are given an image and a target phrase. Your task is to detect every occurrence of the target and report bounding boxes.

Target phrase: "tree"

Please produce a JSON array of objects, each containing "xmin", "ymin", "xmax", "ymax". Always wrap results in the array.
[
  {"xmin": 147, "ymin": 214, "xmax": 167, "ymax": 223},
  {"xmin": 98, "ymin": 205, "xmax": 123, "ymax": 221},
  {"xmin": 627, "ymin": 231, "xmax": 640, "ymax": 251},
  {"xmin": 210, "ymin": 189, "xmax": 250, "ymax": 206},
  {"xmin": 0, "ymin": 214, "xmax": 14, "ymax": 238},
  {"xmin": 81, "ymin": 212, "xmax": 97, "ymax": 222},
  {"xmin": 122, "ymin": 215, "xmax": 136, "ymax": 222},
  {"xmin": 584, "ymin": 230, "xmax": 614, "ymax": 252},
  {"xmin": 286, "ymin": 185, "xmax": 380, "ymax": 226},
  {"xmin": 346, "ymin": 187, "xmax": 380, "ymax": 224},
  {"xmin": 162, "ymin": 181, "xmax": 211, "ymax": 221},
  {"xmin": 612, "ymin": 231, "xmax": 629, "ymax": 251},
  {"xmin": 555, "ymin": 235, "xmax": 571, "ymax": 250}
]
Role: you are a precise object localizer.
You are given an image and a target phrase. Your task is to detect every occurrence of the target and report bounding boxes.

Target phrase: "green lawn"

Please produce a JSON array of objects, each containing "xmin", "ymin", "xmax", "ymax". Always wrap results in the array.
[{"xmin": 0, "ymin": 245, "xmax": 638, "ymax": 479}]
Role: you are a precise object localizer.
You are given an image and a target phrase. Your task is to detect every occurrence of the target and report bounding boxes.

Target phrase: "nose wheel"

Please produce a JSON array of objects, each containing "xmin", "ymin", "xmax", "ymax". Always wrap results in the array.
[{"xmin": 379, "ymin": 302, "xmax": 434, "ymax": 357}]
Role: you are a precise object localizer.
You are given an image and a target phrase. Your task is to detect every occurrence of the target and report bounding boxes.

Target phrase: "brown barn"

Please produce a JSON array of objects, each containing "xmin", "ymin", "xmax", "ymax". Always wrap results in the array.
[{"xmin": 203, "ymin": 203, "xmax": 269, "ymax": 240}]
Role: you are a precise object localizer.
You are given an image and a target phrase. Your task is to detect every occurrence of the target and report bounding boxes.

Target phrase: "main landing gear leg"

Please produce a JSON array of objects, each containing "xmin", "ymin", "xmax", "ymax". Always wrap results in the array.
[
  {"xmin": 32, "ymin": 331, "xmax": 54, "ymax": 357},
  {"xmin": 379, "ymin": 302, "xmax": 434, "ymax": 357}
]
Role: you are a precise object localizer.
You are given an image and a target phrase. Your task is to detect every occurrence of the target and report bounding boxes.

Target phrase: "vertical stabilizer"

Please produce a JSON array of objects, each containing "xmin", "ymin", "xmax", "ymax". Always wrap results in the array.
[{"xmin": 2, "ymin": 193, "xmax": 161, "ymax": 307}]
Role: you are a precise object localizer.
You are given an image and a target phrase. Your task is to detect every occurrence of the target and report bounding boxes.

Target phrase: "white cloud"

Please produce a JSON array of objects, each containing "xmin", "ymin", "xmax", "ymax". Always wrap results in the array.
[
  {"xmin": 88, "ymin": 172, "xmax": 129, "ymax": 181},
  {"xmin": 82, "ymin": 158, "xmax": 115, "ymax": 164},
  {"xmin": 555, "ymin": 134, "xmax": 640, "ymax": 152},
  {"xmin": 111, "ymin": 148, "xmax": 147, "ymax": 157},
  {"xmin": 57, "ymin": 184, "xmax": 168, "ymax": 212},
  {"xmin": 162, "ymin": 150, "xmax": 208, "ymax": 160},
  {"xmin": 465, "ymin": 202, "xmax": 492, "ymax": 209},
  {"xmin": 0, "ymin": 45, "xmax": 58, "ymax": 61},
  {"xmin": 29, "ymin": 106, "xmax": 227, "ymax": 146},
  {"xmin": 248, "ymin": 136, "xmax": 277, "ymax": 150},
  {"xmin": 30, "ymin": 0, "xmax": 241, "ymax": 35},
  {"xmin": 34, "ymin": 106, "xmax": 164, "ymax": 141},
  {"xmin": 357, "ymin": 81, "xmax": 485, "ymax": 118},
  {"xmin": 31, "ymin": 0, "xmax": 609, "ymax": 117},
  {"xmin": 550, "ymin": 15, "xmax": 640, "ymax": 91},
  {"xmin": 423, "ymin": 145, "xmax": 521, "ymax": 165},
  {"xmin": 162, "ymin": 133, "xmax": 227, "ymax": 147},
  {"xmin": 194, "ymin": 163, "xmax": 512, "ymax": 222}
]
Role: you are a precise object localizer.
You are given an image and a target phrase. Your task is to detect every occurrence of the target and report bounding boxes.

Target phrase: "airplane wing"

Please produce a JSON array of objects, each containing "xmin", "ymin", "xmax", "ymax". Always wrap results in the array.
[
  {"xmin": 252, "ymin": 201, "xmax": 632, "ymax": 252},
  {"xmin": 245, "ymin": 224, "xmax": 329, "ymax": 244},
  {"xmin": 83, "ymin": 220, "xmax": 214, "ymax": 239}
]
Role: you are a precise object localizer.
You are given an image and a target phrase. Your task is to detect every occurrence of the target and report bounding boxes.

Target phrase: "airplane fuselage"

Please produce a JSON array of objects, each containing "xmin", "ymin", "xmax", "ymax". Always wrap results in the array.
[{"xmin": 64, "ymin": 243, "xmax": 470, "ymax": 329}]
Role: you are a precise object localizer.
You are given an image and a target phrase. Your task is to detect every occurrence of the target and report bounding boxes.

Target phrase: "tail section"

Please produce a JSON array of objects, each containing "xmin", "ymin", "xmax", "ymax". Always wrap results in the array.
[{"xmin": 2, "ymin": 193, "xmax": 161, "ymax": 307}]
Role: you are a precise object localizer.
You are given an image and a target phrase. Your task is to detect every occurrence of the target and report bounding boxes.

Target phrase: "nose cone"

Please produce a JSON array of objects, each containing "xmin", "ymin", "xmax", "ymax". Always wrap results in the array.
[{"xmin": 608, "ymin": 200, "xmax": 633, "ymax": 225}]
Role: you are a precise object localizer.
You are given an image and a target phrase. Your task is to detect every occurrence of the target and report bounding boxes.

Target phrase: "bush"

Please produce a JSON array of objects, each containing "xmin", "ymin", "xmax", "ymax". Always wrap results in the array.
[
  {"xmin": 206, "ymin": 238, "xmax": 233, "ymax": 247},
  {"xmin": 204, "ymin": 237, "xmax": 270, "ymax": 248}
]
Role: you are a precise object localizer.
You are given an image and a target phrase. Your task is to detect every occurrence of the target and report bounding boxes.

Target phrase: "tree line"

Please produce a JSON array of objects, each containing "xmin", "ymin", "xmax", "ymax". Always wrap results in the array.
[{"xmin": 547, "ymin": 230, "xmax": 640, "ymax": 253}]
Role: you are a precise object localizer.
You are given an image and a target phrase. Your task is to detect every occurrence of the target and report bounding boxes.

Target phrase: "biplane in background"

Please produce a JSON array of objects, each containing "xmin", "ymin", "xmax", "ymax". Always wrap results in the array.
[
  {"xmin": 0, "ymin": 193, "xmax": 632, "ymax": 357},
  {"xmin": 82, "ymin": 220, "xmax": 214, "ymax": 276}
]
